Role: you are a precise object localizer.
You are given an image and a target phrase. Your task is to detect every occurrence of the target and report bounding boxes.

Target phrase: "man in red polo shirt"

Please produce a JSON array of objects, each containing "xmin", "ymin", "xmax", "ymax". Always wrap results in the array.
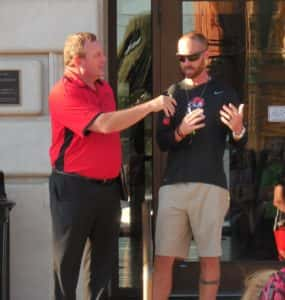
[{"xmin": 49, "ymin": 32, "xmax": 176, "ymax": 300}]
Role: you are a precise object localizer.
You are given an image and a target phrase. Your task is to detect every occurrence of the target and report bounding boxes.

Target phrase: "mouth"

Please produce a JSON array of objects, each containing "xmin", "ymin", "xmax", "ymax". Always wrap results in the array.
[{"xmin": 184, "ymin": 67, "xmax": 194, "ymax": 72}]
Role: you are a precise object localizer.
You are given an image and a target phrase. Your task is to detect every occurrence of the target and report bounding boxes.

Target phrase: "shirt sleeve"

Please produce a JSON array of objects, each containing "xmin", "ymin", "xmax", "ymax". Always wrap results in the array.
[
  {"xmin": 156, "ymin": 111, "xmax": 178, "ymax": 151},
  {"xmin": 156, "ymin": 108, "xmax": 191, "ymax": 151},
  {"xmin": 50, "ymin": 87, "xmax": 101, "ymax": 138}
]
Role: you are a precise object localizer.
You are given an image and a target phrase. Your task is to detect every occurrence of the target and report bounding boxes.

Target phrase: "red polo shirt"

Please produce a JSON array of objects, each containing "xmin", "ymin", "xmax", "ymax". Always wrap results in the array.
[{"xmin": 49, "ymin": 73, "xmax": 121, "ymax": 179}]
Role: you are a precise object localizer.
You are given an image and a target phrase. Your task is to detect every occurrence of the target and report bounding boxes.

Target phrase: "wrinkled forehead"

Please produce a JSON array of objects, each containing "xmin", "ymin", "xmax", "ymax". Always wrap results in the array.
[{"xmin": 177, "ymin": 37, "xmax": 205, "ymax": 55}]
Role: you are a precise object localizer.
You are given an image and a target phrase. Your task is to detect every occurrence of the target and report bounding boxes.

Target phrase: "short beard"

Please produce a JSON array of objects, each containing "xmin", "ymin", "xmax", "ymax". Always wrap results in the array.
[{"xmin": 182, "ymin": 60, "xmax": 206, "ymax": 79}]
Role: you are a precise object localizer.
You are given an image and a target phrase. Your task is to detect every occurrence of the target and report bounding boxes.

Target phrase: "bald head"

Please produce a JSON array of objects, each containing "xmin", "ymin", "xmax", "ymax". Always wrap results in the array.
[
  {"xmin": 176, "ymin": 32, "xmax": 209, "ymax": 80},
  {"xmin": 177, "ymin": 32, "xmax": 208, "ymax": 55}
]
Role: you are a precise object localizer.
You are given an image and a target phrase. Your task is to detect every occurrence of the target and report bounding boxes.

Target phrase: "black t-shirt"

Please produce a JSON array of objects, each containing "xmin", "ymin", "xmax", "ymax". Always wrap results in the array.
[{"xmin": 156, "ymin": 78, "xmax": 247, "ymax": 189}]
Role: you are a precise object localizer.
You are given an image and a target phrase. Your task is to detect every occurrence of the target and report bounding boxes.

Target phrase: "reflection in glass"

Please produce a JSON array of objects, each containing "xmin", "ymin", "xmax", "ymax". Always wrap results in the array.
[
  {"xmin": 117, "ymin": 0, "xmax": 152, "ymax": 289},
  {"xmin": 182, "ymin": 0, "xmax": 285, "ymax": 262}
]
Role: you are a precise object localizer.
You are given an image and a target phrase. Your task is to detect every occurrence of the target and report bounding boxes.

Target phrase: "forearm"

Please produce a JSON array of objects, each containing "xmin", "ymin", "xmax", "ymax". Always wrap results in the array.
[
  {"xmin": 276, "ymin": 202, "xmax": 285, "ymax": 213},
  {"xmin": 174, "ymin": 125, "xmax": 186, "ymax": 142},
  {"xmin": 174, "ymin": 130, "xmax": 183, "ymax": 142},
  {"xmin": 273, "ymin": 184, "xmax": 285, "ymax": 212},
  {"xmin": 88, "ymin": 102, "xmax": 153, "ymax": 133}
]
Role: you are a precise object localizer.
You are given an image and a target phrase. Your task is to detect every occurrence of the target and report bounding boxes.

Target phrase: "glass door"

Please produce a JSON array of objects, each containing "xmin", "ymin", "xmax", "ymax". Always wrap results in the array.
[
  {"xmin": 152, "ymin": 0, "xmax": 285, "ymax": 297},
  {"xmin": 108, "ymin": 0, "xmax": 153, "ymax": 298}
]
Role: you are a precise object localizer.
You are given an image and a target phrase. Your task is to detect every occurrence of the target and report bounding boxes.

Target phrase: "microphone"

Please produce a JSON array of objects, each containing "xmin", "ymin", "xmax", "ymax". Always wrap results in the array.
[
  {"xmin": 186, "ymin": 96, "xmax": 205, "ymax": 136},
  {"xmin": 162, "ymin": 91, "xmax": 173, "ymax": 126}
]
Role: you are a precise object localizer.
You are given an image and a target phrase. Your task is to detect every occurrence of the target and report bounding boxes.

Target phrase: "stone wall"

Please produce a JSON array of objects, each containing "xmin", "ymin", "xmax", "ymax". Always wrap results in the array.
[{"xmin": 0, "ymin": 1, "xmax": 106, "ymax": 299}]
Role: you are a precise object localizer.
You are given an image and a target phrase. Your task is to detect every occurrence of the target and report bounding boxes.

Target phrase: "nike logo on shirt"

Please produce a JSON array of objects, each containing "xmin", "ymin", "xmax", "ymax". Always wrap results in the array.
[{"xmin": 213, "ymin": 90, "xmax": 224, "ymax": 95}]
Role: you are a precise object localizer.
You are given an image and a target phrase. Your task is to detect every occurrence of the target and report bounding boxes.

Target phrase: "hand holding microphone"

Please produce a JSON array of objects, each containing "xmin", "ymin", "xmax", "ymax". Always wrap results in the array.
[
  {"xmin": 176, "ymin": 108, "xmax": 206, "ymax": 139},
  {"xmin": 149, "ymin": 91, "xmax": 177, "ymax": 117},
  {"xmin": 161, "ymin": 91, "xmax": 175, "ymax": 125}
]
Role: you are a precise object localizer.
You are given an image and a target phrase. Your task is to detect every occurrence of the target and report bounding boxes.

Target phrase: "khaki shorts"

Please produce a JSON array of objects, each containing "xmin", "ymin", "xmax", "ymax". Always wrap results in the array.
[{"xmin": 155, "ymin": 182, "xmax": 229, "ymax": 258}]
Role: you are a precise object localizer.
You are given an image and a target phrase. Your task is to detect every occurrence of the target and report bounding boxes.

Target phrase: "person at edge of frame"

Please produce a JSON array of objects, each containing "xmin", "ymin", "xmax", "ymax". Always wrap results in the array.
[
  {"xmin": 273, "ymin": 167, "xmax": 285, "ymax": 213},
  {"xmin": 48, "ymin": 32, "xmax": 176, "ymax": 300},
  {"xmin": 273, "ymin": 164, "xmax": 285, "ymax": 259},
  {"xmin": 152, "ymin": 31, "xmax": 247, "ymax": 300}
]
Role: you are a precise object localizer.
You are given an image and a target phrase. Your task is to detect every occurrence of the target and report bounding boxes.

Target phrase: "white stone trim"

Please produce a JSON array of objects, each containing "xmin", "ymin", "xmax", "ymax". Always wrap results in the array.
[
  {"xmin": 0, "ymin": 117, "xmax": 51, "ymax": 175},
  {"xmin": 48, "ymin": 52, "xmax": 64, "ymax": 91}
]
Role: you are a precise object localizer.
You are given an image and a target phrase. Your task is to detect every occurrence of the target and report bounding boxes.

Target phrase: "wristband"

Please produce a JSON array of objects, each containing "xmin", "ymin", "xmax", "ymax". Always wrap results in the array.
[
  {"xmin": 176, "ymin": 127, "xmax": 185, "ymax": 139},
  {"xmin": 232, "ymin": 126, "xmax": 246, "ymax": 139}
]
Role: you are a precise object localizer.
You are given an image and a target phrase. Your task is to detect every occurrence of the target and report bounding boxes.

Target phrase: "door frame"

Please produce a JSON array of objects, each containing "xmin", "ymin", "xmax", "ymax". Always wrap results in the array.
[
  {"xmin": 151, "ymin": 0, "xmax": 283, "ymax": 297},
  {"xmin": 108, "ymin": 0, "xmax": 284, "ymax": 297},
  {"xmin": 152, "ymin": 0, "xmax": 183, "ymax": 214}
]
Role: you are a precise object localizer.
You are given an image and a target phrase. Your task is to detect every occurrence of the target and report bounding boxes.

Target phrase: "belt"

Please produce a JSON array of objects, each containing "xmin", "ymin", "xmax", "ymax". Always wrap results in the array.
[{"xmin": 52, "ymin": 169, "xmax": 118, "ymax": 185}]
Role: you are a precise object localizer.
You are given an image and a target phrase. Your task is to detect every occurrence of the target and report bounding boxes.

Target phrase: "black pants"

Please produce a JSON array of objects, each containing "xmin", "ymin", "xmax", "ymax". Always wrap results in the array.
[{"xmin": 49, "ymin": 172, "xmax": 121, "ymax": 300}]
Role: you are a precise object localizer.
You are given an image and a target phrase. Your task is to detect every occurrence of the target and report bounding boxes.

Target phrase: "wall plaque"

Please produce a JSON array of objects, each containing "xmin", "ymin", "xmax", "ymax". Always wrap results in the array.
[{"xmin": 0, "ymin": 70, "xmax": 20, "ymax": 104}]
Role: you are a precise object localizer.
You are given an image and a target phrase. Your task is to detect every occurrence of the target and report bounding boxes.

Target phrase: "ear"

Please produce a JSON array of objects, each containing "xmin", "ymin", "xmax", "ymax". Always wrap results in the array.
[
  {"xmin": 204, "ymin": 50, "xmax": 210, "ymax": 66},
  {"xmin": 72, "ymin": 55, "xmax": 81, "ymax": 68},
  {"xmin": 204, "ymin": 49, "xmax": 209, "ymax": 60}
]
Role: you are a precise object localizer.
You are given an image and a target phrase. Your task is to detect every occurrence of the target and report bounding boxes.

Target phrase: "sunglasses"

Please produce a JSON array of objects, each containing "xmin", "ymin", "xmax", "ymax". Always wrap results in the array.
[{"xmin": 177, "ymin": 49, "xmax": 206, "ymax": 63}]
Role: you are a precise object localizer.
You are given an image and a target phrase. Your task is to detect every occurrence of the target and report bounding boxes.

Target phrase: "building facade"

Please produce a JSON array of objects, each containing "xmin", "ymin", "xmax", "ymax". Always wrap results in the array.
[{"xmin": 1, "ymin": 1, "xmax": 285, "ymax": 299}]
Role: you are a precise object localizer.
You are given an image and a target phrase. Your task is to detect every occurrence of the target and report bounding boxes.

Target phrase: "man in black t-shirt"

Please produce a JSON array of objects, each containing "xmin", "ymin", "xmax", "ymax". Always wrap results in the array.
[{"xmin": 152, "ymin": 32, "xmax": 247, "ymax": 300}]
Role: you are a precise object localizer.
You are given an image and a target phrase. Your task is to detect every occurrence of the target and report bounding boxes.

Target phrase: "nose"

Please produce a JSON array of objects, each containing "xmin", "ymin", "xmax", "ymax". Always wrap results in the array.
[{"xmin": 183, "ymin": 59, "xmax": 193, "ymax": 66}]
